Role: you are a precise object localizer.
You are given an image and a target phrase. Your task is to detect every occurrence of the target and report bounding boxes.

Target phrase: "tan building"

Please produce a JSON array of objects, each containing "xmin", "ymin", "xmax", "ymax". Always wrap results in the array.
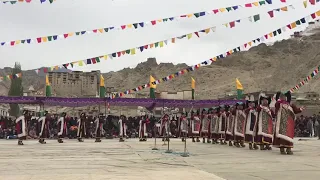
[
  {"xmin": 157, "ymin": 90, "xmax": 193, "ymax": 100},
  {"xmin": 48, "ymin": 70, "xmax": 100, "ymax": 97}
]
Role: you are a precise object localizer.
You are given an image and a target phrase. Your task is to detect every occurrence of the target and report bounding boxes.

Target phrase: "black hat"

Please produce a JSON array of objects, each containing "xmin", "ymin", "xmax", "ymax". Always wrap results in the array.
[
  {"xmin": 285, "ymin": 91, "xmax": 291, "ymax": 103},
  {"xmin": 259, "ymin": 95, "xmax": 271, "ymax": 105},
  {"xmin": 80, "ymin": 112, "xmax": 86, "ymax": 117},
  {"xmin": 246, "ymin": 100, "xmax": 258, "ymax": 108},
  {"xmin": 44, "ymin": 111, "xmax": 48, "ymax": 116},
  {"xmin": 61, "ymin": 112, "xmax": 67, "ymax": 117},
  {"xmin": 23, "ymin": 110, "xmax": 29, "ymax": 115},
  {"xmin": 276, "ymin": 91, "xmax": 291, "ymax": 103}
]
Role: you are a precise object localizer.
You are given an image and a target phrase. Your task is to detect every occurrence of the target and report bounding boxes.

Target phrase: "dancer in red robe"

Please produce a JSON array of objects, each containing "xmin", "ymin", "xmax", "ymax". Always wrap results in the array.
[
  {"xmin": 16, "ymin": 110, "xmax": 30, "ymax": 145},
  {"xmin": 226, "ymin": 105, "xmax": 236, "ymax": 146},
  {"xmin": 256, "ymin": 95, "xmax": 274, "ymax": 150},
  {"xmin": 273, "ymin": 91, "xmax": 304, "ymax": 155},
  {"xmin": 200, "ymin": 109, "xmax": 211, "ymax": 143},
  {"xmin": 95, "ymin": 113, "xmax": 105, "ymax": 142},
  {"xmin": 233, "ymin": 102, "xmax": 246, "ymax": 148},
  {"xmin": 160, "ymin": 111, "xmax": 170, "ymax": 142},
  {"xmin": 190, "ymin": 110, "xmax": 200, "ymax": 142},
  {"xmin": 118, "ymin": 115, "xmax": 127, "ymax": 142},
  {"xmin": 244, "ymin": 100, "xmax": 259, "ymax": 150},
  {"xmin": 218, "ymin": 105, "xmax": 228, "ymax": 145},
  {"xmin": 38, "ymin": 111, "xmax": 51, "ymax": 144},
  {"xmin": 57, "ymin": 112, "xmax": 68, "ymax": 143},
  {"xmin": 77, "ymin": 112, "xmax": 87, "ymax": 142},
  {"xmin": 210, "ymin": 107, "xmax": 219, "ymax": 144},
  {"xmin": 139, "ymin": 115, "xmax": 149, "ymax": 141},
  {"xmin": 178, "ymin": 111, "xmax": 188, "ymax": 142}
]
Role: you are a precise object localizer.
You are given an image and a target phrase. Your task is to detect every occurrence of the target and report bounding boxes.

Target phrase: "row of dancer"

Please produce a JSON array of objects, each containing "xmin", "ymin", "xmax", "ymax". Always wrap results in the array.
[
  {"xmin": 15, "ymin": 111, "xmax": 150, "ymax": 145},
  {"xmin": 160, "ymin": 91, "xmax": 304, "ymax": 155}
]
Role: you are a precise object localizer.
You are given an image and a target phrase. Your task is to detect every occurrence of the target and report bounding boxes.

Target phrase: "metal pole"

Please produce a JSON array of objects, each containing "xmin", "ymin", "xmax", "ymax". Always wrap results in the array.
[
  {"xmin": 165, "ymin": 108, "xmax": 173, "ymax": 153},
  {"xmin": 181, "ymin": 105, "xmax": 193, "ymax": 157}
]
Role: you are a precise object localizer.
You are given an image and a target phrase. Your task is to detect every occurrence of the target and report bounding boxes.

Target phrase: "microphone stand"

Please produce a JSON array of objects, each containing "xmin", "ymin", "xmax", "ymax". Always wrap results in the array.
[
  {"xmin": 165, "ymin": 108, "xmax": 173, "ymax": 153},
  {"xmin": 181, "ymin": 105, "xmax": 193, "ymax": 157}
]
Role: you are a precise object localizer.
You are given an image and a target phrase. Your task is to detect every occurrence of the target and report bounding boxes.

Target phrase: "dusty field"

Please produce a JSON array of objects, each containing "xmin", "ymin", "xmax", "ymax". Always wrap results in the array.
[{"xmin": 0, "ymin": 138, "xmax": 319, "ymax": 180}]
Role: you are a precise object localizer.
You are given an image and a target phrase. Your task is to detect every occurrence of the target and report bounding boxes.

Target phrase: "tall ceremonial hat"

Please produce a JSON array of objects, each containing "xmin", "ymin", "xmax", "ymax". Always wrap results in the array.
[
  {"xmin": 275, "ymin": 91, "xmax": 291, "ymax": 103},
  {"xmin": 246, "ymin": 95, "xmax": 258, "ymax": 107},
  {"xmin": 285, "ymin": 91, "xmax": 292, "ymax": 103},
  {"xmin": 258, "ymin": 93, "xmax": 271, "ymax": 105},
  {"xmin": 61, "ymin": 112, "xmax": 67, "ymax": 117},
  {"xmin": 23, "ymin": 109, "xmax": 29, "ymax": 115},
  {"xmin": 80, "ymin": 112, "xmax": 86, "ymax": 117}
]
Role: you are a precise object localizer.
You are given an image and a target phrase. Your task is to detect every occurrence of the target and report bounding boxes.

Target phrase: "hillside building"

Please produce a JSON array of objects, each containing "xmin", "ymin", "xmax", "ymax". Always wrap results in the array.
[{"xmin": 47, "ymin": 70, "xmax": 100, "ymax": 97}]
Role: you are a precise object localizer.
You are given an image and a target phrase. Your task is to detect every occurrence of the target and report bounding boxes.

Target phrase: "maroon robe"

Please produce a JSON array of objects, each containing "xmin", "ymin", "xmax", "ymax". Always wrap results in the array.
[
  {"xmin": 255, "ymin": 105, "xmax": 274, "ymax": 145},
  {"xmin": 273, "ymin": 100, "xmax": 302, "ymax": 148}
]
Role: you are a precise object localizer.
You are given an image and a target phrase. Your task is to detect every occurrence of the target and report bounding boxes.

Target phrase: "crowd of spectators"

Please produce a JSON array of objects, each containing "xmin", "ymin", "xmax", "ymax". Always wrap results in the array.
[{"xmin": 0, "ymin": 114, "xmax": 319, "ymax": 139}]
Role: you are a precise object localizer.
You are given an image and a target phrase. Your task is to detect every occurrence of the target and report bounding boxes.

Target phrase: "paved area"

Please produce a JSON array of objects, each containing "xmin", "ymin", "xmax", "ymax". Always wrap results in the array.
[{"xmin": 0, "ymin": 138, "xmax": 319, "ymax": 180}]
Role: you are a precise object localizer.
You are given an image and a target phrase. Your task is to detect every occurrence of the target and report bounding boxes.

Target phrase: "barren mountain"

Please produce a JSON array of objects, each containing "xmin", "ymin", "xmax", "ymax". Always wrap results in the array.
[{"xmin": 1, "ymin": 32, "xmax": 320, "ymax": 99}]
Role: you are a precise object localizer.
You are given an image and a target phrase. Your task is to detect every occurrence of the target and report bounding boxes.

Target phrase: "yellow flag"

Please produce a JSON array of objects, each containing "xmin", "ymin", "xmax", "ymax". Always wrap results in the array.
[
  {"xmin": 303, "ymin": 1, "xmax": 308, "ymax": 8},
  {"xmin": 236, "ymin": 78, "xmax": 243, "ymax": 90},
  {"xmin": 252, "ymin": 2, "xmax": 259, "ymax": 6},
  {"xmin": 46, "ymin": 75, "xmax": 50, "ymax": 86},
  {"xmin": 191, "ymin": 77, "xmax": 196, "ymax": 89},
  {"xmin": 100, "ymin": 75, "xmax": 105, "ymax": 87},
  {"xmin": 150, "ymin": 75, "xmax": 156, "ymax": 89}
]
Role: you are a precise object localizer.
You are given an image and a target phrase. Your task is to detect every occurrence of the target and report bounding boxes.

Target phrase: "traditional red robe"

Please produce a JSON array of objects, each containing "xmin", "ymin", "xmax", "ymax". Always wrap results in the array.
[
  {"xmin": 256, "ymin": 105, "xmax": 274, "ymax": 144},
  {"xmin": 273, "ymin": 100, "xmax": 302, "ymax": 148}
]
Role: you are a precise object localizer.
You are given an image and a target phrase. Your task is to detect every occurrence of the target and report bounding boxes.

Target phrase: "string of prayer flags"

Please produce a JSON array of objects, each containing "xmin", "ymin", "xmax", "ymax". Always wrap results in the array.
[
  {"xmin": 289, "ymin": 65, "xmax": 320, "ymax": 93},
  {"xmin": 0, "ymin": 73, "xmax": 22, "ymax": 82},
  {"xmin": 112, "ymin": 10, "xmax": 320, "ymax": 98},
  {"xmin": 30, "ymin": 3, "xmax": 299, "ymax": 74},
  {"xmin": 0, "ymin": 0, "xmax": 289, "ymax": 46},
  {"xmin": 0, "ymin": 0, "xmax": 56, "ymax": 4}
]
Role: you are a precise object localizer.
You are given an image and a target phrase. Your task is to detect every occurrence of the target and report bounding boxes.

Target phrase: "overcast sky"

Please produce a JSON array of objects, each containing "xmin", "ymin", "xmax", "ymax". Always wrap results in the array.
[{"xmin": 0, "ymin": 0, "xmax": 318, "ymax": 73}]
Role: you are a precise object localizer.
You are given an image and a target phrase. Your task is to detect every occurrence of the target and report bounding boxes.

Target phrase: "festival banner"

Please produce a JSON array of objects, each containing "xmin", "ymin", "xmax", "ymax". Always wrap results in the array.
[
  {"xmin": 0, "ymin": 0, "xmax": 56, "ymax": 4},
  {"xmin": 1, "ymin": 0, "xmax": 292, "ymax": 46},
  {"xmin": 28, "ymin": 3, "xmax": 300, "ymax": 75},
  {"xmin": 0, "ymin": 73, "xmax": 22, "ymax": 82},
  {"xmin": 112, "ymin": 10, "xmax": 320, "ymax": 98},
  {"xmin": 289, "ymin": 65, "xmax": 320, "ymax": 93}
]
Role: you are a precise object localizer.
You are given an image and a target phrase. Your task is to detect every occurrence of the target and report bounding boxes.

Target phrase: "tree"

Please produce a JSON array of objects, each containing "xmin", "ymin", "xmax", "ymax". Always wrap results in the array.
[{"xmin": 8, "ymin": 62, "xmax": 23, "ymax": 117}]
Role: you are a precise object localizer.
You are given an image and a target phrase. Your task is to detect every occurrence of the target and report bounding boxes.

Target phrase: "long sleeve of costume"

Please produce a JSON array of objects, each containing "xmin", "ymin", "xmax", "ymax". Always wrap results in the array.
[{"xmin": 291, "ymin": 104, "xmax": 302, "ymax": 114}]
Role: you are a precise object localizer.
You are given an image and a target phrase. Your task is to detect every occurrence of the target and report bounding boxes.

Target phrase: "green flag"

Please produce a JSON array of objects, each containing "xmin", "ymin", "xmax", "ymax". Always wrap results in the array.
[
  {"xmin": 45, "ymin": 75, "xmax": 51, "ymax": 97},
  {"xmin": 150, "ymin": 75, "xmax": 156, "ymax": 99},
  {"xmin": 236, "ymin": 78, "xmax": 243, "ymax": 100}
]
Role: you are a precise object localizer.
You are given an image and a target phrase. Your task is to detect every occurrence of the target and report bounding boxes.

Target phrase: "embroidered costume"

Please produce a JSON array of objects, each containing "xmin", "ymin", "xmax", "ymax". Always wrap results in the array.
[
  {"xmin": 16, "ymin": 110, "xmax": 30, "ymax": 145},
  {"xmin": 210, "ymin": 107, "xmax": 220, "ymax": 144},
  {"xmin": 273, "ymin": 91, "xmax": 303, "ymax": 155},
  {"xmin": 95, "ymin": 114, "xmax": 105, "ymax": 142},
  {"xmin": 139, "ymin": 115, "xmax": 149, "ymax": 141},
  {"xmin": 226, "ymin": 105, "xmax": 235, "ymax": 146},
  {"xmin": 178, "ymin": 112, "xmax": 188, "ymax": 142},
  {"xmin": 118, "ymin": 115, "xmax": 127, "ymax": 142},
  {"xmin": 233, "ymin": 102, "xmax": 246, "ymax": 148},
  {"xmin": 218, "ymin": 105, "xmax": 228, "ymax": 145},
  {"xmin": 38, "ymin": 111, "xmax": 51, "ymax": 144},
  {"xmin": 256, "ymin": 95, "xmax": 274, "ymax": 150},
  {"xmin": 190, "ymin": 110, "xmax": 201, "ymax": 142},
  {"xmin": 77, "ymin": 112, "xmax": 87, "ymax": 142},
  {"xmin": 200, "ymin": 109, "xmax": 211, "ymax": 143},
  {"xmin": 244, "ymin": 100, "xmax": 259, "ymax": 150},
  {"xmin": 57, "ymin": 112, "xmax": 68, "ymax": 143}
]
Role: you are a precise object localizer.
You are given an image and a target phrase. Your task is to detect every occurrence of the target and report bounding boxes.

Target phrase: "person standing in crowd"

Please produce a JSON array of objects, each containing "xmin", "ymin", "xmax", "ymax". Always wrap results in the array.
[{"xmin": 307, "ymin": 117, "xmax": 313, "ymax": 137}]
